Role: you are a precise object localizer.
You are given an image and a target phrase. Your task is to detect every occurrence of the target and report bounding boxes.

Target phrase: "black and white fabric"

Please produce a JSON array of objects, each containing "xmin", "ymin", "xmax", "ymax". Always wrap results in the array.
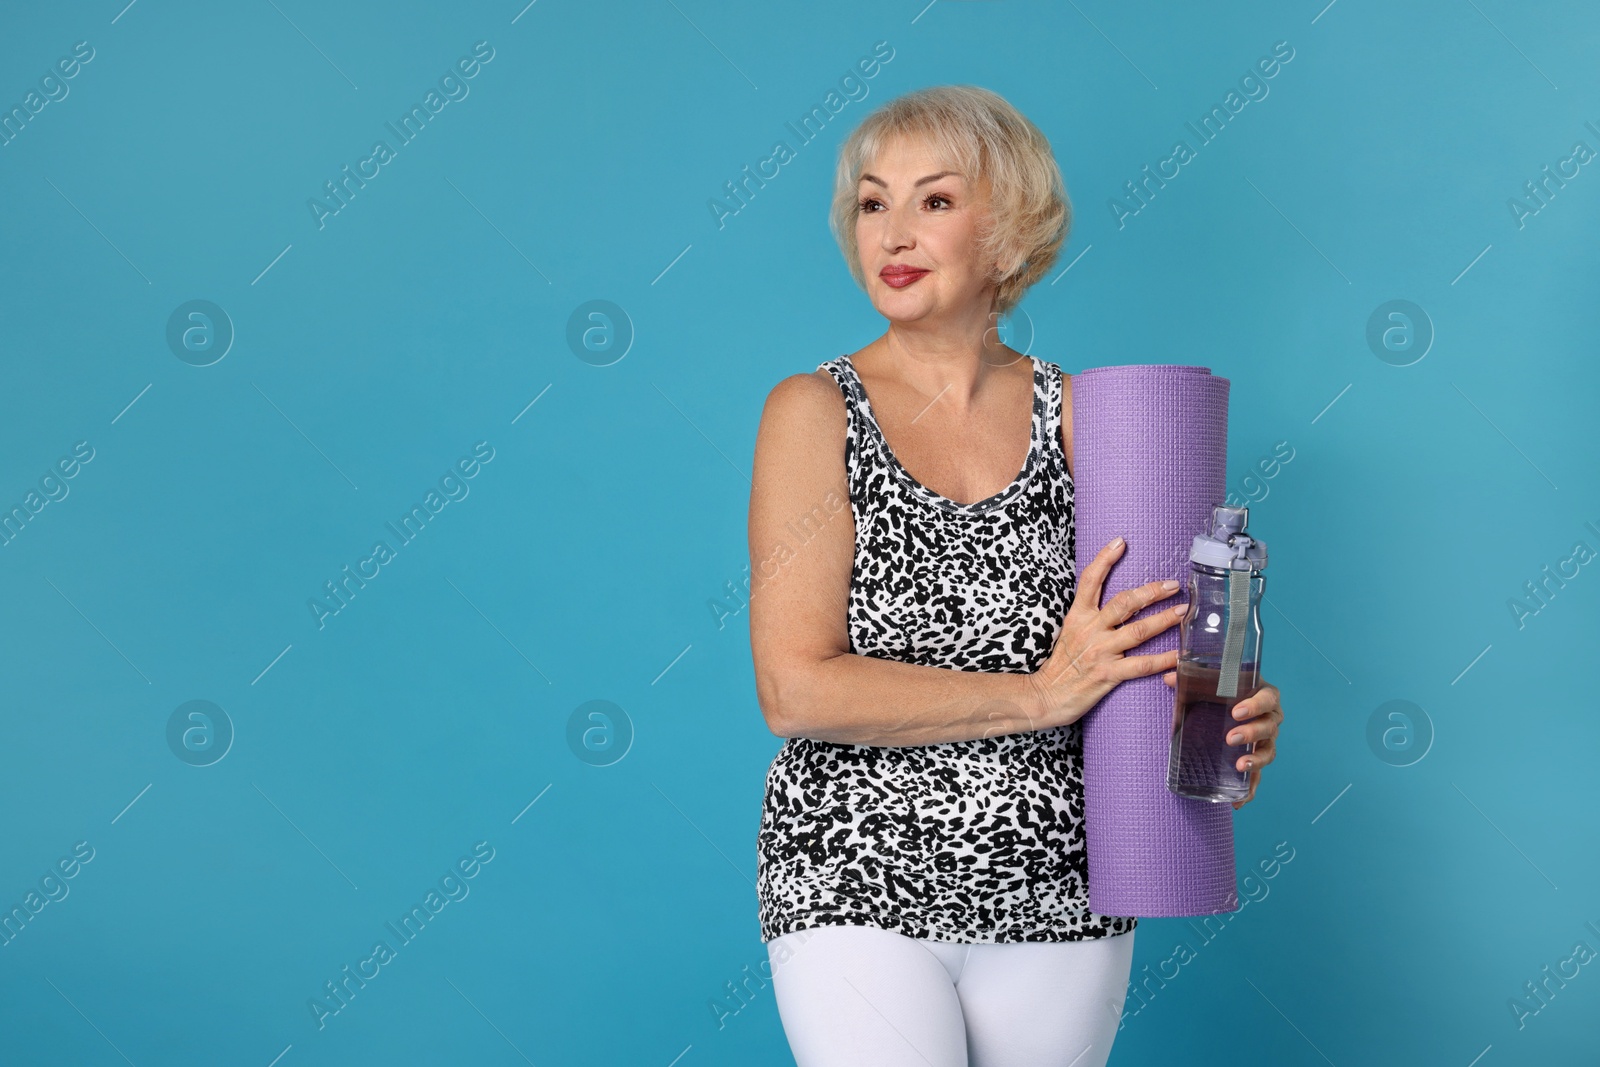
[{"xmin": 756, "ymin": 353, "xmax": 1137, "ymax": 944}]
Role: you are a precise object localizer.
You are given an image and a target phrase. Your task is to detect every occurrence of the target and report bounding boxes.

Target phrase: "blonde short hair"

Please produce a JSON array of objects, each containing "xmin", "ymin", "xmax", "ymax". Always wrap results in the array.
[{"xmin": 829, "ymin": 84, "xmax": 1070, "ymax": 319}]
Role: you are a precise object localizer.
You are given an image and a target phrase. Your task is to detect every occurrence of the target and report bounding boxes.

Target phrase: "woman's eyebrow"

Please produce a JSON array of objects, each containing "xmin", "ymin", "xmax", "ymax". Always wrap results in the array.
[{"xmin": 858, "ymin": 170, "xmax": 964, "ymax": 188}]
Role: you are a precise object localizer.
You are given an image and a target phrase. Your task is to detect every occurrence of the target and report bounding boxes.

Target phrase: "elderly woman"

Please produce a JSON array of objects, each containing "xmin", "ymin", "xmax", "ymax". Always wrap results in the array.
[{"xmin": 747, "ymin": 85, "xmax": 1283, "ymax": 1066}]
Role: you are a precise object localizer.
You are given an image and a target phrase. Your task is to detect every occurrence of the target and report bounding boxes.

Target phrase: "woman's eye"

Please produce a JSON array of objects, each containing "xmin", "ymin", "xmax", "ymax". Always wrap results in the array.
[{"xmin": 857, "ymin": 194, "xmax": 951, "ymax": 212}]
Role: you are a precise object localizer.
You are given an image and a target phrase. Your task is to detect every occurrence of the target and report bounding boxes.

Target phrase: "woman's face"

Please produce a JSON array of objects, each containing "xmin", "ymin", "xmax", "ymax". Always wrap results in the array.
[{"xmin": 855, "ymin": 135, "xmax": 997, "ymax": 325}]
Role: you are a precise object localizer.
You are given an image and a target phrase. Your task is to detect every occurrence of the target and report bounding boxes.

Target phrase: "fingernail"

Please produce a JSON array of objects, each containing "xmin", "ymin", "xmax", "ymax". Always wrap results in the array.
[
  {"xmin": 1113, "ymin": 536, "xmax": 1126, "ymax": 548},
  {"xmin": 1161, "ymin": 580, "xmax": 1180, "ymax": 591},
  {"xmin": 1233, "ymin": 705, "xmax": 1249, "ymax": 718}
]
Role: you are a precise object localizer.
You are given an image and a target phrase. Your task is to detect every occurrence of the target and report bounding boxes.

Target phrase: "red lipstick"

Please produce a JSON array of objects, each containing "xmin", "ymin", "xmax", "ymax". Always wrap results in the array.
[{"xmin": 879, "ymin": 264, "xmax": 930, "ymax": 289}]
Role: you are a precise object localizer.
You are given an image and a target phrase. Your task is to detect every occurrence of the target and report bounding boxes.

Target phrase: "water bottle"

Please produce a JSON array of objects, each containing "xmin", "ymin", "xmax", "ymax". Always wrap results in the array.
[{"xmin": 1167, "ymin": 505, "xmax": 1268, "ymax": 803}]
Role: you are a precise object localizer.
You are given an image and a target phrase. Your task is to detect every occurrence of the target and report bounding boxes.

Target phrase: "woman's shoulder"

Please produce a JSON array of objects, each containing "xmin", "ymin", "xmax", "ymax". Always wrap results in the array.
[
  {"xmin": 1055, "ymin": 360, "xmax": 1072, "ymax": 396},
  {"xmin": 767, "ymin": 361, "xmax": 846, "ymax": 401},
  {"xmin": 1023, "ymin": 355, "xmax": 1070, "ymax": 405},
  {"xmin": 752, "ymin": 366, "xmax": 851, "ymax": 496},
  {"xmin": 1050, "ymin": 361, "xmax": 1075, "ymax": 476},
  {"xmin": 1032, "ymin": 356, "xmax": 1071, "ymax": 395},
  {"xmin": 758, "ymin": 364, "xmax": 848, "ymax": 436}
]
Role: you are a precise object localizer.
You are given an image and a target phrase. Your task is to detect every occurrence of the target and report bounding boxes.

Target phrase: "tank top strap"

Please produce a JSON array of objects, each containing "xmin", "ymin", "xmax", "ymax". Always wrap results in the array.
[
  {"xmin": 817, "ymin": 355, "xmax": 860, "ymax": 412},
  {"xmin": 817, "ymin": 355, "xmax": 872, "ymax": 470},
  {"xmin": 1039, "ymin": 358, "xmax": 1065, "ymax": 464},
  {"xmin": 817, "ymin": 355, "xmax": 854, "ymax": 408}
]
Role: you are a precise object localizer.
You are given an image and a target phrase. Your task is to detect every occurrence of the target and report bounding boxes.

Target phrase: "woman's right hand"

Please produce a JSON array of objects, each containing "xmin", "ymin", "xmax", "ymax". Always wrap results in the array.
[{"xmin": 1027, "ymin": 536, "xmax": 1187, "ymax": 730}]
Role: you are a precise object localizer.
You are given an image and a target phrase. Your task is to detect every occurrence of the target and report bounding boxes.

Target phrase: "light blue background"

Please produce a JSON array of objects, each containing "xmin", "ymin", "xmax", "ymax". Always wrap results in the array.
[{"xmin": 2, "ymin": 1, "xmax": 1596, "ymax": 1064}]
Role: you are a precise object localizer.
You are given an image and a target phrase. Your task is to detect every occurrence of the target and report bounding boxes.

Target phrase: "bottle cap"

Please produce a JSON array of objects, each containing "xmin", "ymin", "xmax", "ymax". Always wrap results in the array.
[{"xmin": 1189, "ymin": 504, "xmax": 1268, "ymax": 572}]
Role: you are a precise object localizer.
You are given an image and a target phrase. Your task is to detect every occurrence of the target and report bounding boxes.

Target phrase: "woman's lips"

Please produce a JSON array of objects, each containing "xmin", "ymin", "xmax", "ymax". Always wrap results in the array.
[{"xmin": 880, "ymin": 267, "xmax": 930, "ymax": 289}]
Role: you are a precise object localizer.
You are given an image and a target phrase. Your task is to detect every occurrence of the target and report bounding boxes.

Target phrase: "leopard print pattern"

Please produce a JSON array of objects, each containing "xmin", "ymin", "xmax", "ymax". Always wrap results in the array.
[{"xmin": 756, "ymin": 353, "xmax": 1137, "ymax": 944}]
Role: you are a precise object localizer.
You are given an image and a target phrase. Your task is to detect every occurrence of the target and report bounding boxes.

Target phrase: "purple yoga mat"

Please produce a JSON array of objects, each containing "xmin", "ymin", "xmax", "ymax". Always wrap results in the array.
[{"xmin": 1071, "ymin": 364, "xmax": 1238, "ymax": 917}]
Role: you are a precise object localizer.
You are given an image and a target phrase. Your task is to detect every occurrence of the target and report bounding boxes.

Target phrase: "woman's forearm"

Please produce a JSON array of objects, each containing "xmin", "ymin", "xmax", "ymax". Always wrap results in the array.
[{"xmin": 765, "ymin": 651, "xmax": 1052, "ymax": 747}]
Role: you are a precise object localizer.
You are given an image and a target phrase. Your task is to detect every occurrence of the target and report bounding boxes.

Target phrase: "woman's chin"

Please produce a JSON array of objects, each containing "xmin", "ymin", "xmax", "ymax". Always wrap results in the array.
[{"xmin": 871, "ymin": 291, "xmax": 939, "ymax": 322}]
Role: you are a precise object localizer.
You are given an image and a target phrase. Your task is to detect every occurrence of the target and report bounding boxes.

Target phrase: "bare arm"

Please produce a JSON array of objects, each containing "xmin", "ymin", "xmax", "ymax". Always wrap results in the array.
[{"xmin": 747, "ymin": 371, "xmax": 1046, "ymax": 746}]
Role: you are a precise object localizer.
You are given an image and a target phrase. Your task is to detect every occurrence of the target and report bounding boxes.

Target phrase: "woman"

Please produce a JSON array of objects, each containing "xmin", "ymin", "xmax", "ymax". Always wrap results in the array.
[{"xmin": 747, "ymin": 85, "xmax": 1284, "ymax": 1067}]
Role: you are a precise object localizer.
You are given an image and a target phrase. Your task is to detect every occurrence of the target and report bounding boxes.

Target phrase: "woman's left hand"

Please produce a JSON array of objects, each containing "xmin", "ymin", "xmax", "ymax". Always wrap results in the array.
[{"xmin": 1163, "ymin": 672, "xmax": 1283, "ymax": 810}]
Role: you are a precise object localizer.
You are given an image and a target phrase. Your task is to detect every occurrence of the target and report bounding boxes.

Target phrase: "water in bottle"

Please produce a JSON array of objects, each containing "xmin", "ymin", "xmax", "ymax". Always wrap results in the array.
[{"xmin": 1168, "ymin": 505, "xmax": 1268, "ymax": 803}]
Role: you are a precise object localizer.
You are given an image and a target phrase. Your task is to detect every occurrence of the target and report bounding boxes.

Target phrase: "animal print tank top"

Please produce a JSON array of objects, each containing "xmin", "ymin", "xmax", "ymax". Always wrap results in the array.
[{"xmin": 755, "ymin": 353, "xmax": 1138, "ymax": 944}]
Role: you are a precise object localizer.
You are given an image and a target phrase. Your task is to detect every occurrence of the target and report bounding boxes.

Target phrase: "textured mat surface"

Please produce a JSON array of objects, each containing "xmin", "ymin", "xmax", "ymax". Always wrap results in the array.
[{"xmin": 1071, "ymin": 364, "xmax": 1239, "ymax": 916}]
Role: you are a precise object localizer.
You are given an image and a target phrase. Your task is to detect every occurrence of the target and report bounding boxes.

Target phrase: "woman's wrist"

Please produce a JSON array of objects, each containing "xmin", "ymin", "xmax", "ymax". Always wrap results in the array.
[{"xmin": 1016, "ymin": 669, "xmax": 1059, "ymax": 733}]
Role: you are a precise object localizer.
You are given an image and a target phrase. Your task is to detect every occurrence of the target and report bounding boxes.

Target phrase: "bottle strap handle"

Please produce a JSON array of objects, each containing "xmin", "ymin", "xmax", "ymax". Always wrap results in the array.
[{"xmin": 1216, "ymin": 568, "xmax": 1250, "ymax": 697}]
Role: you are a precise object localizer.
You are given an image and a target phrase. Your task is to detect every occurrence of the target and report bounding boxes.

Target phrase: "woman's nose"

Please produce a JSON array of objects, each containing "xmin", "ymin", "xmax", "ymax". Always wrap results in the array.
[{"xmin": 881, "ymin": 208, "xmax": 914, "ymax": 250}]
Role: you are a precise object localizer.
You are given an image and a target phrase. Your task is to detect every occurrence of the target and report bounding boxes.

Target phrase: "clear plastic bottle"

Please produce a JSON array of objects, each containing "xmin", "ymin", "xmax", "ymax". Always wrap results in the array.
[{"xmin": 1167, "ymin": 505, "xmax": 1268, "ymax": 803}]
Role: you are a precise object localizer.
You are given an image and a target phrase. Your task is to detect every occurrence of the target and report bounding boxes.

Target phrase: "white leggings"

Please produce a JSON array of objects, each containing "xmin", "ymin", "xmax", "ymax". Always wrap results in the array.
[{"xmin": 766, "ymin": 924, "xmax": 1135, "ymax": 1067}]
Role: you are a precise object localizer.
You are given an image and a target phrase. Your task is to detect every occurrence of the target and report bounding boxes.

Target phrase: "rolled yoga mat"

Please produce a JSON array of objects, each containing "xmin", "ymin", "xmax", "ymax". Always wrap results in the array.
[{"xmin": 1072, "ymin": 364, "xmax": 1238, "ymax": 917}]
